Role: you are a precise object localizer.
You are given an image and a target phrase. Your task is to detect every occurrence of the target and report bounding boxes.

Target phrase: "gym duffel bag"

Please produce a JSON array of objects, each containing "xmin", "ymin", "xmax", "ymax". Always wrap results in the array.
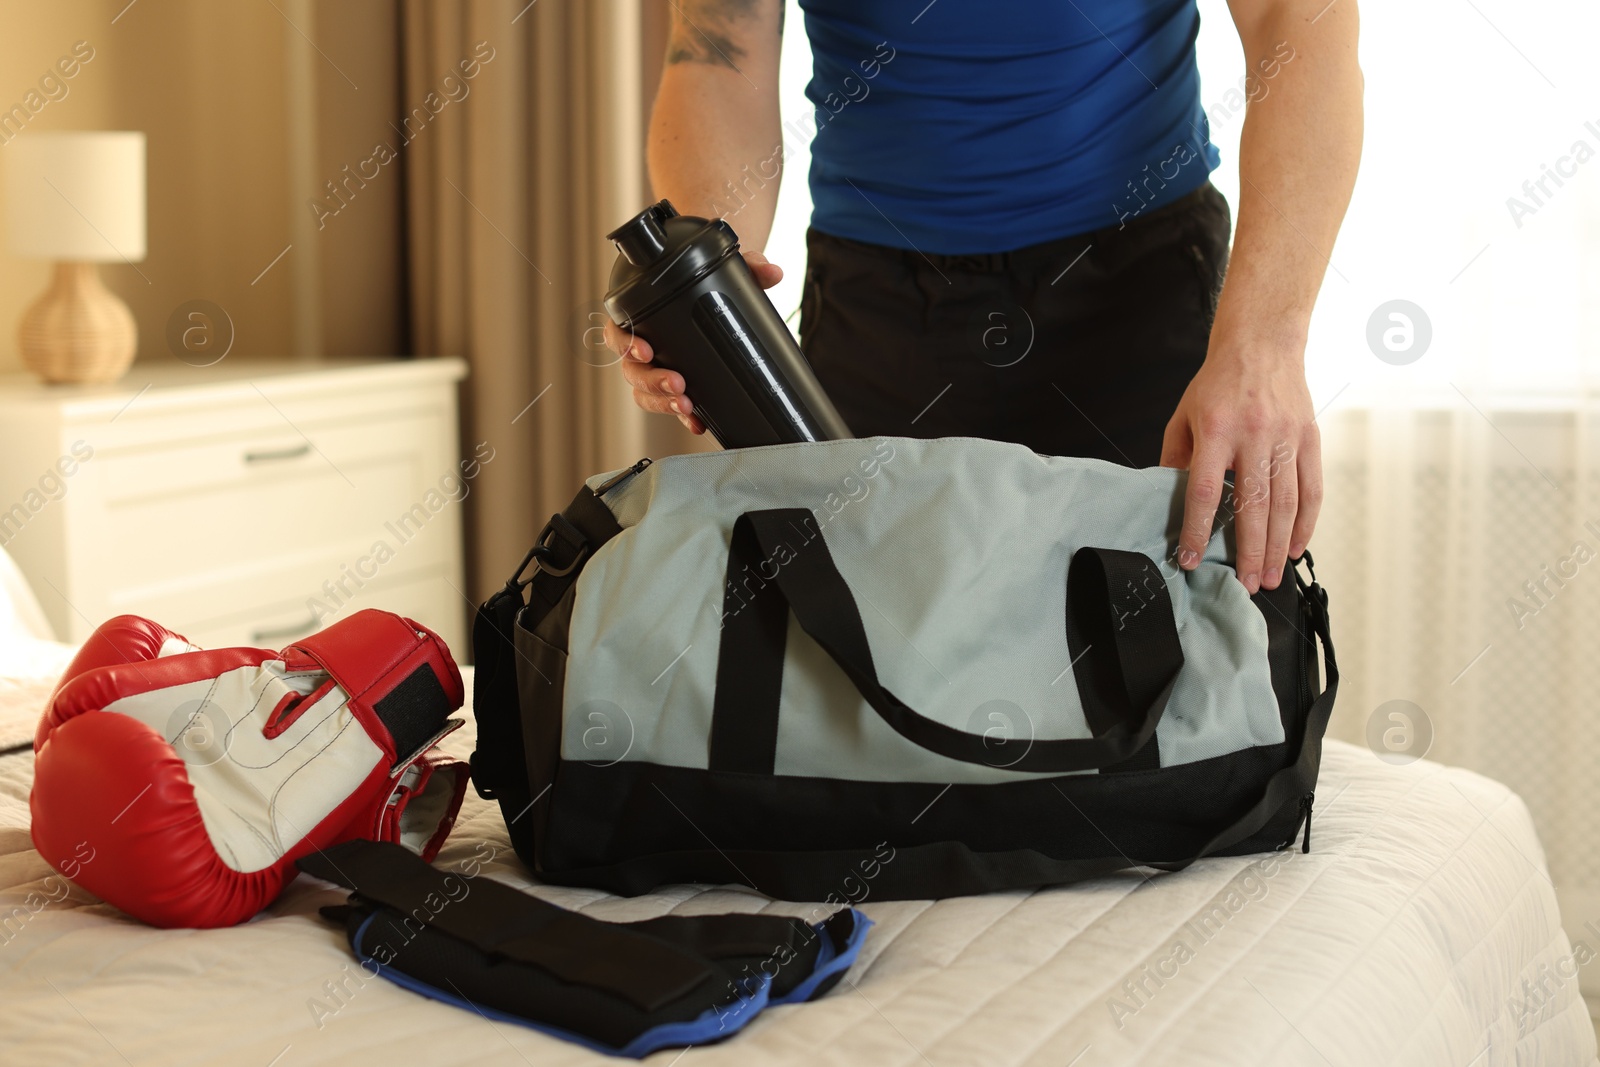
[{"xmin": 471, "ymin": 436, "xmax": 1337, "ymax": 900}]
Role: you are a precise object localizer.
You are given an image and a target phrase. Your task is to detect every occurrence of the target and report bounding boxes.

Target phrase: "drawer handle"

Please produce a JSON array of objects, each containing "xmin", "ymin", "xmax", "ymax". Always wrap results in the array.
[
  {"xmin": 243, "ymin": 443, "xmax": 312, "ymax": 464},
  {"xmin": 251, "ymin": 614, "xmax": 320, "ymax": 644}
]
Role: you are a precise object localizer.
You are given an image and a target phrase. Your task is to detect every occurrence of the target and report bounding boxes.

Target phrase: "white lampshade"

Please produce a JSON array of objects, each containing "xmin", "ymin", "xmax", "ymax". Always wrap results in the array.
[{"xmin": 6, "ymin": 131, "xmax": 146, "ymax": 262}]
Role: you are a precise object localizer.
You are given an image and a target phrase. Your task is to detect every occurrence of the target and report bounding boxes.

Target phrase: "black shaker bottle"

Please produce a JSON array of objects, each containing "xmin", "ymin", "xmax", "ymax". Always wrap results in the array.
[{"xmin": 603, "ymin": 200, "xmax": 853, "ymax": 448}]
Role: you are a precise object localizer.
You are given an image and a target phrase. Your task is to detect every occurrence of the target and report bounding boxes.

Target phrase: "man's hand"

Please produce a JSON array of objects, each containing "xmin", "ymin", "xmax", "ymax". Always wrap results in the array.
[
  {"xmin": 1167, "ymin": 0, "xmax": 1360, "ymax": 591},
  {"xmin": 1160, "ymin": 350, "xmax": 1321, "ymax": 594},
  {"xmin": 604, "ymin": 251, "xmax": 783, "ymax": 435}
]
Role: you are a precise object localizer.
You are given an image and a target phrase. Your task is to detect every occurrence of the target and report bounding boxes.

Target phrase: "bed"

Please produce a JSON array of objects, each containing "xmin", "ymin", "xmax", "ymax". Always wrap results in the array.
[{"xmin": 0, "ymin": 575, "xmax": 1595, "ymax": 1064}]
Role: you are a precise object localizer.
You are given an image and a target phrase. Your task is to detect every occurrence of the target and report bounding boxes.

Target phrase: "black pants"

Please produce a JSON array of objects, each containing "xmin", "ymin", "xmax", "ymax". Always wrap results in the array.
[{"xmin": 798, "ymin": 183, "xmax": 1231, "ymax": 466}]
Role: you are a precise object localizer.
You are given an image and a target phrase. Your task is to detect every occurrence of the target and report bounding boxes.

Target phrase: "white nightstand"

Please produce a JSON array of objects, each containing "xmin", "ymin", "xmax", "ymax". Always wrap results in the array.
[{"xmin": 0, "ymin": 358, "xmax": 471, "ymax": 659}]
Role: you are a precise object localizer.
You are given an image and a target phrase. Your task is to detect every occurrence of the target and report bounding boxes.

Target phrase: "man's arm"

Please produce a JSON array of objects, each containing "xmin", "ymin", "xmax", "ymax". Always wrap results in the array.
[
  {"xmin": 606, "ymin": 0, "xmax": 785, "ymax": 433},
  {"xmin": 650, "ymin": 0, "xmax": 785, "ymax": 248},
  {"xmin": 1162, "ymin": 0, "xmax": 1362, "ymax": 592}
]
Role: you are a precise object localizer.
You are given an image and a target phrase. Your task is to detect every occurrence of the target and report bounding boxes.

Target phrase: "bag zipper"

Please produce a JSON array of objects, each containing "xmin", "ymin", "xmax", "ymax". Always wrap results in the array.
[
  {"xmin": 595, "ymin": 457, "xmax": 652, "ymax": 497},
  {"xmin": 1294, "ymin": 560, "xmax": 1321, "ymax": 855},
  {"xmin": 1289, "ymin": 586, "xmax": 1316, "ymax": 854},
  {"xmin": 1297, "ymin": 589, "xmax": 1316, "ymax": 719}
]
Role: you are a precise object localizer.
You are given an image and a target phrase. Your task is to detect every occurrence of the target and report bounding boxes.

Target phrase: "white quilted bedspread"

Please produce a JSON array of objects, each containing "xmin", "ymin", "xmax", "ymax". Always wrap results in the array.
[
  {"xmin": 0, "ymin": 635, "xmax": 75, "ymax": 752},
  {"xmin": 0, "ymin": 668, "xmax": 1594, "ymax": 1066}
]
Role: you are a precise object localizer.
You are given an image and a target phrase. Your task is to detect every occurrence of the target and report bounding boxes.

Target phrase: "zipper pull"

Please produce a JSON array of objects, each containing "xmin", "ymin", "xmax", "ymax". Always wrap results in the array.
[
  {"xmin": 596, "ymin": 457, "xmax": 652, "ymax": 496},
  {"xmin": 1300, "ymin": 792, "xmax": 1314, "ymax": 854}
]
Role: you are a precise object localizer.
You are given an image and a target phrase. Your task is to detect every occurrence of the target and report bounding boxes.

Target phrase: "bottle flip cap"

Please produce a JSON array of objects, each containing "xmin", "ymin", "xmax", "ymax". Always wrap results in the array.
[{"xmin": 604, "ymin": 202, "xmax": 740, "ymax": 329}]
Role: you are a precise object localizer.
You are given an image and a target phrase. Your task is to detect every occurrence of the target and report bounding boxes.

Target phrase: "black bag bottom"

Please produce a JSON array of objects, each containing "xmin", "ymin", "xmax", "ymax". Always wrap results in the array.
[{"xmin": 516, "ymin": 746, "xmax": 1312, "ymax": 900}]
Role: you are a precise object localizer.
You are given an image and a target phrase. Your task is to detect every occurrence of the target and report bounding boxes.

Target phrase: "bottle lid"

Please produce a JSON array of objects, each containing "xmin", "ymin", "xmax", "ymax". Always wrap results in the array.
[{"xmin": 604, "ymin": 201, "xmax": 740, "ymax": 327}]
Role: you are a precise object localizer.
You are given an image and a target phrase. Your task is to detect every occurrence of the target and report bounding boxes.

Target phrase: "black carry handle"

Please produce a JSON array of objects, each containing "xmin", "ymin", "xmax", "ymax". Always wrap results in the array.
[{"xmin": 709, "ymin": 509, "xmax": 1185, "ymax": 775}]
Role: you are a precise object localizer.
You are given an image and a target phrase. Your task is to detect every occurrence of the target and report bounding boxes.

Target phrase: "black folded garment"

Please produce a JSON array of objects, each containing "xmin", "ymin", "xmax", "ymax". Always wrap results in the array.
[{"xmin": 300, "ymin": 841, "xmax": 870, "ymax": 1057}]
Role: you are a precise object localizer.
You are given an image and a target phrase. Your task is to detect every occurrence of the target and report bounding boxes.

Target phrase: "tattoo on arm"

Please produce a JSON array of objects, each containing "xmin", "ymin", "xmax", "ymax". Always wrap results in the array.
[{"xmin": 665, "ymin": 0, "xmax": 774, "ymax": 70}]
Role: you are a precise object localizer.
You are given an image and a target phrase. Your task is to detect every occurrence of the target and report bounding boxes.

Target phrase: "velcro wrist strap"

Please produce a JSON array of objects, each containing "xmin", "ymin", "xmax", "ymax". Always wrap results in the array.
[
  {"xmin": 282, "ymin": 611, "xmax": 463, "ymax": 765},
  {"xmin": 282, "ymin": 610, "xmax": 425, "ymax": 694}
]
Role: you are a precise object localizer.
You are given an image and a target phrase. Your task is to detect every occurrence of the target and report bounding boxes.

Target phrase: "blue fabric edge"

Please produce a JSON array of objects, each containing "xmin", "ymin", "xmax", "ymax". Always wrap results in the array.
[
  {"xmin": 770, "ymin": 907, "xmax": 874, "ymax": 1006},
  {"xmin": 350, "ymin": 911, "xmax": 774, "ymax": 1059}
]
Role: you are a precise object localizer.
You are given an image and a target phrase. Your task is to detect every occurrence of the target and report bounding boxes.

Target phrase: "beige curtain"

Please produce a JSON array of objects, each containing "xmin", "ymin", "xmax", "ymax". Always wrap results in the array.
[
  {"xmin": 1314, "ymin": 402, "xmax": 1600, "ymax": 1010},
  {"xmin": 401, "ymin": 0, "xmax": 687, "ymax": 605}
]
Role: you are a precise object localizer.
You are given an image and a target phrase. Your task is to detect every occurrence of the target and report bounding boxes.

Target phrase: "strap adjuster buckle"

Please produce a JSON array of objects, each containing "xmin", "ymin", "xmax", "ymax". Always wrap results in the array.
[
  {"xmin": 503, "ymin": 514, "xmax": 590, "ymax": 592},
  {"xmin": 534, "ymin": 514, "xmax": 590, "ymax": 578}
]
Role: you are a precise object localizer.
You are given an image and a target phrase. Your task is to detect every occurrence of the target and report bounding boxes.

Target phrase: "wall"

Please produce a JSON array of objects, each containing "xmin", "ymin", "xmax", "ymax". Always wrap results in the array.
[
  {"xmin": 0, "ymin": 0, "xmax": 118, "ymax": 372},
  {"xmin": 0, "ymin": 0, "xmax": 406, "ymax": 374}
]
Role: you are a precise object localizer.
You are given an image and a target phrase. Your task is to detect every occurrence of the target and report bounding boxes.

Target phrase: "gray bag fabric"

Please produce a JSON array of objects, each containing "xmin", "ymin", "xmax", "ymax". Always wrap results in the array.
[{"xmin": 471, "ymin": 436, "xmax": 1337, "ymax": 900}]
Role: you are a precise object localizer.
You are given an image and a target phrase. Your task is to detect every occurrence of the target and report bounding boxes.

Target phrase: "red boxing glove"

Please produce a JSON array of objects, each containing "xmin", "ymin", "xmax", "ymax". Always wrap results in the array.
[{"xmin": 30, "ymin": 610, "xmax": 469, "ymax": 929}]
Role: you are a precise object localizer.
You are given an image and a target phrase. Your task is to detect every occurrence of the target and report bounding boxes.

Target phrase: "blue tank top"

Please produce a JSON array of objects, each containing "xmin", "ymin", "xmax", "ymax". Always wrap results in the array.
[{"xmin": 798, "ymin": 0, "xmax": 1219, "ymax": 254}]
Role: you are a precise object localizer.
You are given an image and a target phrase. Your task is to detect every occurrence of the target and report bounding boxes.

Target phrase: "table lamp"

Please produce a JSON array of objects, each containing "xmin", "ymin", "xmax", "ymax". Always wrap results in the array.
[{"xmin": 6, "ymin": 131, "xmax": 146, "ymax": 384}]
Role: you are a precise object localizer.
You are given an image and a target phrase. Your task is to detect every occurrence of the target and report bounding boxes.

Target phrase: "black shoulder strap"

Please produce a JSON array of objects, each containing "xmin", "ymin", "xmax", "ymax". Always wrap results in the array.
[
  {"xmin": 298, "ymin": 840, "xmax": 713, "ymax": 1013},
  {"xmin": 470, "ymin": 482, "xmax": 624, "ymax": 801},
  {"xmin": 524, "ymin": 484, "xmax": 627, "ymax": 630},
  {"xmin": 709, "ymin": 509, "xmax": 1184, "ymax": 775}
]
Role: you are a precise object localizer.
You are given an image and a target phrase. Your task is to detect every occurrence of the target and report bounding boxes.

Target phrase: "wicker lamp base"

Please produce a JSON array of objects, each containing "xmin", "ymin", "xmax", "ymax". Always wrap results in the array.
[{"xmin": 17, "ymin": 262, "xmax": 138, "ymax": 385}]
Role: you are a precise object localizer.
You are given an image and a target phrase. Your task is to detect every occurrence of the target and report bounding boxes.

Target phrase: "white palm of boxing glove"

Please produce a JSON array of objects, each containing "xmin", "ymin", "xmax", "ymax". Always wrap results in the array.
[{"xmin": 31, "ymin": 610, "xmax": 469, "ymax": 928}]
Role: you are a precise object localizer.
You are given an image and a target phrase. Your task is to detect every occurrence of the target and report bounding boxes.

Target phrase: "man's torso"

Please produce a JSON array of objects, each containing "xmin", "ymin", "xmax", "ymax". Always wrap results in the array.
[{"xmin": 799, "ymin": 0, "xmax": 1219, "ymax": 254}]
